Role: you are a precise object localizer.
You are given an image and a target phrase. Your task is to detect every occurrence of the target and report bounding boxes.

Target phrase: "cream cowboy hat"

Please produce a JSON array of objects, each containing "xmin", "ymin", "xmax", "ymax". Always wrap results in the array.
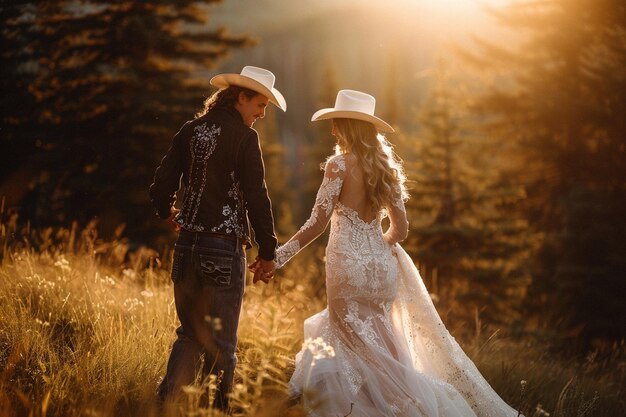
[
  {"xmin": 311, "ymin": 89, "xmax": 394, "ymax": 133},
  {"xmin": 210, "ymin": 66, "xmax": 287, "ymax": 111}
]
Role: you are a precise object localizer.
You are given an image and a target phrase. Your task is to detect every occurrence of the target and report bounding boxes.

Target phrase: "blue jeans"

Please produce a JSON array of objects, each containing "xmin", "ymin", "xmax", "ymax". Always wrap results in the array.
[{"xmin": 158, "ymin": 231, "xmax": 246, "ymax": 410}]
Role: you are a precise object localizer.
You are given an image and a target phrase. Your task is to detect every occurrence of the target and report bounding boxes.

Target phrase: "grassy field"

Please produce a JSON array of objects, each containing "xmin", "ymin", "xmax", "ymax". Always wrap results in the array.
[{"xmin": 0, "ymin": 222, "xmax": 623, "ymax": 417}]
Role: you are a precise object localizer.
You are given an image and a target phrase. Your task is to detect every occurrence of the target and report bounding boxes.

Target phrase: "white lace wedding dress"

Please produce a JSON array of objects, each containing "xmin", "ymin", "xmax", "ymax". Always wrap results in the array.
[{"xmin": 275, "ymin": 154, "xmax": 520, "ymax": 417}]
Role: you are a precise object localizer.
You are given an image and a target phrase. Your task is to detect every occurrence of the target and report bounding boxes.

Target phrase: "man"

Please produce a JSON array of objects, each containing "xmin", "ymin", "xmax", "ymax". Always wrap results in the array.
[{"xmin": 149, "ymin": 66, "xmax": 285, "ymax": 409}]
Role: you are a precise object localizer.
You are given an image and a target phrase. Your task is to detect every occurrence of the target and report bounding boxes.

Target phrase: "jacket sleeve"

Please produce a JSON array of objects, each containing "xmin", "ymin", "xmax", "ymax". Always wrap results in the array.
[
  {"xmin": 274, "ymin": 154, "xmax": 346, "ymax": 268},
  {"xmin": 238, "ymin": 130, "xmax": 277, "ymax": 261},
  {"xmin": 149, "ymin": 122, "xmax": 187, "ymax": 219}
]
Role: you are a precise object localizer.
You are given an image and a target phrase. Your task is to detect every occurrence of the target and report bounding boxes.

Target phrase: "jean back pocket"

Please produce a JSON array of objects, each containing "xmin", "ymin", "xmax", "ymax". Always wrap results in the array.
[{"xmin": 199, "ymin": 253, "xmax": 233, "ymax": 286}]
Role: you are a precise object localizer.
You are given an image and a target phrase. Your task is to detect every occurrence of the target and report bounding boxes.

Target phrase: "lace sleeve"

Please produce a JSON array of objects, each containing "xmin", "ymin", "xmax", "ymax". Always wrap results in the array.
[
  {"xmin": 384, "ymin": 184, "xmax": 408, "ymax": 245},
  {"xmin": 275, "ymin": 154, "xmax": 346, "ymax": 268}
]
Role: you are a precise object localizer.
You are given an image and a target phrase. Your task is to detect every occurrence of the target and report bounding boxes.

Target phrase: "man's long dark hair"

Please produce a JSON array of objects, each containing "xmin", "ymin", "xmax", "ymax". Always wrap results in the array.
[{"xmin": 196, "ymin": 85, "xmax": 258, "ymax": 118}]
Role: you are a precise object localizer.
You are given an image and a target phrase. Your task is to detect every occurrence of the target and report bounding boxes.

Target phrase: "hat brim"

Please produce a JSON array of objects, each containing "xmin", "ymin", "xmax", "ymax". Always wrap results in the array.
[
  {"xmin": 311, "ymin": 109, "xmax": 395, "ymax": 133},
  {"xmin": 210, "ymin": 73, "xmax": 287, "ymax": 111}
]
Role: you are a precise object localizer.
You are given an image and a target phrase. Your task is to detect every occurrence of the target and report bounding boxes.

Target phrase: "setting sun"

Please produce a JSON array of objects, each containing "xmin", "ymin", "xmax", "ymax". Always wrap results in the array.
[
  {"xmin": 359, "ymin": 0, "xmax": 514, "ymax": 13},
  {"xmin": 343, "ymin": 0, "xmax": 517, "ymax": 43}
]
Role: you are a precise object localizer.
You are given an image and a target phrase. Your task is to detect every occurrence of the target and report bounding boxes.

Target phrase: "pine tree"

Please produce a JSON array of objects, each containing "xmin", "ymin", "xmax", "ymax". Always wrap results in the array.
[
  {"xmin": 0, "ymin": 2, "xmax": 45, "ymax": 200},
  {"xmin": 383, "ymin": 47, "xmax": 400, "ymax": 127},
  {"xmin": 462, "ymin": 0, "xmax": 626, "ymax": 345},
  {"xmin": 403, "ymin": 61, "xmax": 532, "ymax": 328},
  {"xmin": 299, "ymin": 62, "xmax": 340, "ymax": 222},
  {"xmin": 0, "ymin": 1, "xmax": 250, "ymax": 241}
]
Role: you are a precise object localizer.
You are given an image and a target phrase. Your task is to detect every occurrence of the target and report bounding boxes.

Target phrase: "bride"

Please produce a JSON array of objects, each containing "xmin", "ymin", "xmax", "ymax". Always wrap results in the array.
[{"xmin": 273, "ymin": 90, "xmax": 520, "ymax": 416}]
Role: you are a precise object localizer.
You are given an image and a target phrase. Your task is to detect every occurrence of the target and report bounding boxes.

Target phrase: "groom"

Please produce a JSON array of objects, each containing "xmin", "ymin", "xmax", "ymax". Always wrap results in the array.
[{"xmin": 149, "ymin": 66, "xmax": 285, "ymax": 409}]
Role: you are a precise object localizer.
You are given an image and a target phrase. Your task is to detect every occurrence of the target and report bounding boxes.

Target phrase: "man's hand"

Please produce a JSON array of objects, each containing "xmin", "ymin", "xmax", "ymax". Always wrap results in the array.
[
  {"xmin": 248, "ymin": 257, "xmax": 275, "ymax": 284},
  {"xmin": 247, "ymin": 258, "xmax": 260, "ymax": 270}
]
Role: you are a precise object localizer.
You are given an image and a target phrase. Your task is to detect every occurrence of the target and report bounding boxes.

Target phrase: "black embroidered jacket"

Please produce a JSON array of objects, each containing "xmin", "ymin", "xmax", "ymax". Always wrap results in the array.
[{"xmin": 149, "ymin": 106, "xmax": 277, "ymax": 260}]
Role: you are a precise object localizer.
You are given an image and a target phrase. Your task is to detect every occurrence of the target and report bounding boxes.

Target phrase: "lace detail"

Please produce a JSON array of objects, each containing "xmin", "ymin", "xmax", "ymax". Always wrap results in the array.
[
  {"xmin": 275, "ymin": 240, "xmax": 300, "ymax": 269},
  {"xmin": 301, "ymin": 176, "xmax": 343, "ymax": 231},
  {"xmin": 376, "ymin": 300, "xmax": 393, "ymax": 333},
  {"xmin": 326, "ymin": 202, "xmax": 396, "ymax": 300},
  {"xmin": 328, "ymin": 155, "xmax": 346, "ymax": 173},
  {"xmin": 176, "ymin": 123, "xmax": 221, "ymax": 231},
  {"xmin": 391, "ymin": 183, "xmax": 407, "ymax": 212},
  {"xmin": 335, "ymin": 202, "xmax": 380, "ymax": 228},
  {"xmin": 344, "ymin": 300, "xmax": 382, "ymax": 349}
]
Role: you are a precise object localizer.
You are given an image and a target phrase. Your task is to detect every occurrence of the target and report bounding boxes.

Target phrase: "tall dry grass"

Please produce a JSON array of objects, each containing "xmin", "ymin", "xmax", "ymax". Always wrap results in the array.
[{"xmin": 0, "ymin": 217, "xmax": 623, "ymax": 417}]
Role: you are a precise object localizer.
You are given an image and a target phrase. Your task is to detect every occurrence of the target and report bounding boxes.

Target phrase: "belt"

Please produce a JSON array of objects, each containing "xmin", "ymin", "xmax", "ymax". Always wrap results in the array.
[{"xmin": 178, "ymin": 229, "xmax": 249, "ymax": 249}]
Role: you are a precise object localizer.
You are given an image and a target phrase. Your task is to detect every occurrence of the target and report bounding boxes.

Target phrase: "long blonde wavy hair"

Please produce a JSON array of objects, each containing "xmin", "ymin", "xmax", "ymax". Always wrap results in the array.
[{"xmin": 331, "ymin": 118, "xmax": 408, "ymax": 211}]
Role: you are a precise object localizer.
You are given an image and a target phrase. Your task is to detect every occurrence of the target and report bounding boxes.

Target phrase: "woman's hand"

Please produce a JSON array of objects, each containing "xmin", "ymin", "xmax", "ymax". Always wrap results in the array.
[{"xmin": 383, "ymin": 233, "xmax": 400, "ymax": 257}]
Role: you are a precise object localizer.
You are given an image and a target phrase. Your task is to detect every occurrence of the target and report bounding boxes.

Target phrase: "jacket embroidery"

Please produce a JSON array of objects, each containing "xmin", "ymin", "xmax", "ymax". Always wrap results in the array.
[
  {"xmin": 178, "ymin": 123, "xmax": 221, "ymax": 231},
  {"xmin": 212, "ymin": 171, "xmax": 246, "ymax": 238}
]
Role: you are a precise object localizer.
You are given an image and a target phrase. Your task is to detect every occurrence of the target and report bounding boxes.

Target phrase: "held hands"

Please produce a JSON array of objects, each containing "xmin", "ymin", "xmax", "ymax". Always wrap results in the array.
[{"xmin": 247, "ymin": 257, "xmax": 276, "ymax": 284}]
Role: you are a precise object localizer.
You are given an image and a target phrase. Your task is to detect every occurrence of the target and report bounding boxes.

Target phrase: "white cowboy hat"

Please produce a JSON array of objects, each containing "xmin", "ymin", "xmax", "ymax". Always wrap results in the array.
[
  {"xmin": 311, "ymin": 89, "xmax": 394, "ymax": 133},
  {"xmin": 210, "ymin": 66, "xmax": 287, "ymax": 111}
]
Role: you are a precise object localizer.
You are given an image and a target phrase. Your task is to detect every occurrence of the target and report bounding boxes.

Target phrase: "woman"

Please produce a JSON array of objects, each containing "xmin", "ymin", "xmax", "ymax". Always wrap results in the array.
[{"xmin": 273, "ymin": 90, "xmax": 520, "ymax": 416}]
